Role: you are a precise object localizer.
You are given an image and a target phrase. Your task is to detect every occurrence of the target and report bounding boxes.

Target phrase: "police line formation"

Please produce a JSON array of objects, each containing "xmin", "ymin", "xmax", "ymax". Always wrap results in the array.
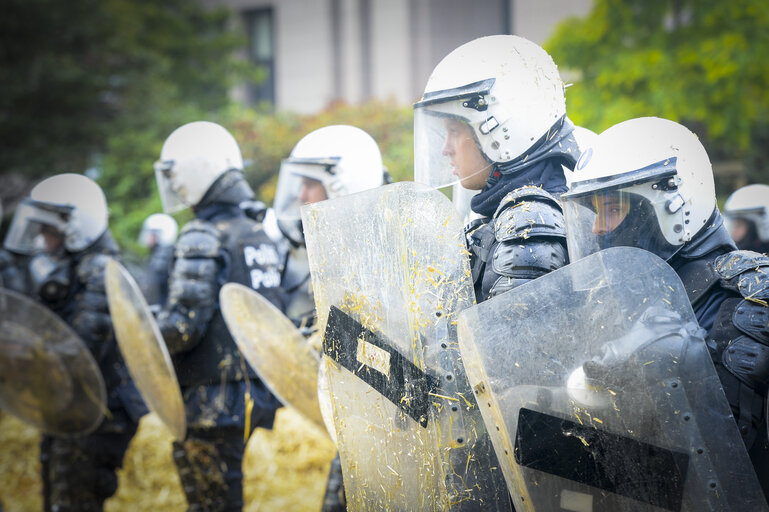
[{"xmin": 1, "ymin": 34, "xmax": 769, "ymax": 512}]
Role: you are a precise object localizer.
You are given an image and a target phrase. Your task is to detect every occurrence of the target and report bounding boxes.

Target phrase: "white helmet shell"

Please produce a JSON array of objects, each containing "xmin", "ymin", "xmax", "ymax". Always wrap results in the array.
[
  {"xmin": 564, "ymin": 126, "xmax": 598, "ymax": 187},
  {"xmin": 414, "ymin": 35, "xmax": 566, "ymax": 189},
  {"xmin": 563, "ymin": 117, "xmax": 716, "ymax": 261},
  {"xmin": 155, "ymin": 121, "xmax": 244, "ymax": 213},
  {"xmin": 4, "ymin": 173, "xmax": 109, "ymax": 253},
  {"xmin": 724, "ymin": 184, "xmax": 769, "ymax": 242},
  {"xmin": 273, "ymin": 125, "xmax": 384, "ymax": 245},
  {"xmin": 139, "ymin": 213, "xmax": 179, "ymax": 247}
]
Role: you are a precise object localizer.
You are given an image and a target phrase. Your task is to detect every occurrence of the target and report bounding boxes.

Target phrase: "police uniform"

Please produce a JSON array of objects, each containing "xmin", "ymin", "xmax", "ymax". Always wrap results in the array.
[
  {"xmin": 671, "ymin": 211, "xmax": 769, "ymax": 498},
  {"xmin": 155, "ymin": 171, "xmax": 284, "ymax": 511},
  {"xmin": 38, "ymin": 233, "xmax": 147, "ymax": 512}
]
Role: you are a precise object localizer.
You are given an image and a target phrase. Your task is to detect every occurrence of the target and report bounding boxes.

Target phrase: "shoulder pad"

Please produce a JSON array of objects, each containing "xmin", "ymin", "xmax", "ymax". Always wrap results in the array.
[
  {"xmin": 494, "ymin": 185, "xmax": 560, "ymax": 215},
  {"xmin": 491, "ymin": 239, "xmax": 568, "ymax": 278},
  {"xmin": 714, "ymin": 250, "xmax": 769, "ymax": 299},
  {"xmin": 176, "ymin": 220, "xmax": 221, "ymax": 259},
  {"xmin": 493, "ymin": 189, "xmax": 565, "ymax": 243},
  {"xmin": 76, "ymin": 253, "xmax": 111, "ymax": 287},
  {"xmin": 714, "ymin": 250, "xmax": 769, "ymax": 280}
]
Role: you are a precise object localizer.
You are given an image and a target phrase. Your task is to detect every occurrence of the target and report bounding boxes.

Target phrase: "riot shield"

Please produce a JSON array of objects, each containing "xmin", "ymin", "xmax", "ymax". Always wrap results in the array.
[
  {"xmin": 0, "ymin": 288, "xmax": 106, "ymax": 435},
  {"xmin": 105, "ymin": 258, "xmax": 186, "ymax": 441},
  {"xmin": 302, "ymin": 181, "xmax": 510, "ymax": 511},
  {"xmin": 457, "ymin": 246, "xmax": 768, "ymax": 511},
  {"xmin": 219, "ymin": 282, "xmax": 326, "ymax": 432},
  {"xmin": 317, "ymin": 357, "xmax": 338, "ymax": 445}
]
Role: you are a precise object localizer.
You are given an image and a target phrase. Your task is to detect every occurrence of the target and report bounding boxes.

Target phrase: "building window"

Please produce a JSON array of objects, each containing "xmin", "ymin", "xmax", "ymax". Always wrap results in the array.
[{"xmin": 244, "ymin": 8, "xmax": 274, "ymax": 105}]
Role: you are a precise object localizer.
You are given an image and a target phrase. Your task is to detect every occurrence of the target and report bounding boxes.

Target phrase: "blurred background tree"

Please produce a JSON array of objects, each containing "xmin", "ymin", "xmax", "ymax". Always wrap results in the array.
[
  {"xmin": 0, "ymin": 0, "xmax": 414, "ymax": 254},
  {"xmin": 546, "ymin": 0, "xmax": 769, "ymax": 194}
]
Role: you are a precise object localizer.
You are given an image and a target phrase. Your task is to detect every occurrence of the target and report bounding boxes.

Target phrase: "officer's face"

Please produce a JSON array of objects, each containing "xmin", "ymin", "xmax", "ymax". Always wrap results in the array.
[
  {"xmin": 728, "ymin": 218, "xmax": 749, "ymax": 243},
  {"xmin": 298, "ymin": 177, "xmax": 327, "ymax": 205},
  {"xmin": 39, "ymin": 225, "xmax": 64, "ymax": 252},
  {"xmin": 591, "ymin": 194, "xmax": 630, "ymax": 235},
  {"xmin": 442, "ymin": 119, "xmax": 491, "ymax": 190}
]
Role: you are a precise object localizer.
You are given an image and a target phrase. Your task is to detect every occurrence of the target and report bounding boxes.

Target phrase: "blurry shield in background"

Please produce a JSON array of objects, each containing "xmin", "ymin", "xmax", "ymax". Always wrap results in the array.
[
  {"xmin": 0, "ymin": 288, "xmax": 106, "ymax": 436},
  {"xmin": 302, "ymin": 181, "xmax": 510, "ymax": 511},
  {"xmin": 220, "ymin": 282, "xmax": 326, "ymax": 432},
  {"xmin": 458, "ymin": 247, "xmax": 768, "ymax": 512},
  {"xmin": 105, "ymin": 258, "xmax": 186, "ymax": 441}
]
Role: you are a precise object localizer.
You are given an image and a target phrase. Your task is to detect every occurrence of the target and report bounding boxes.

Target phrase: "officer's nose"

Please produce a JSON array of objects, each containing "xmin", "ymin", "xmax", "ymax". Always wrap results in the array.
[
  {"xmin": 442, "ymin": 136, "xmax": 454, "ymax": 157},
  {"xmin": 592, "ymin": 216, "xmax": 608, "ymax": 236}
]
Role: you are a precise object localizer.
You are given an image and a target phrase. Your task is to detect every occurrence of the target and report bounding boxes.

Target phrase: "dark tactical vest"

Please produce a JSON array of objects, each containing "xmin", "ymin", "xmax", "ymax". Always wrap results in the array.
[
  {"xmin": 467, "ymin": 185, "xmax": 568, "ymax": 302},
  {"xmin": 41, "ymin": 234, "xmax": 145, "ymax": 418},
  {"xmin": 677, "ymin": 250, "xmax": 769, "ymax": 448},
  {"xmin": 167, "ymin": 215, "xmax": 284, "ymax": 388}
]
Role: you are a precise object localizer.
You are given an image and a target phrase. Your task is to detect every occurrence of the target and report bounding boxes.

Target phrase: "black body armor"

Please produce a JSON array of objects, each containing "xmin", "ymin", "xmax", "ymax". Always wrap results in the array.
[{"xmin": 467, "ymin": 186, "xmax": 568, "ymax": 302}]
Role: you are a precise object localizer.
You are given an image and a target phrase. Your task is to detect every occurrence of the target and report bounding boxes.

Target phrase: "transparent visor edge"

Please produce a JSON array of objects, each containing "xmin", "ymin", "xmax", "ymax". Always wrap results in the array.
[
  {"xmin": 4, "ymin": 202, "xmax": 69, "ymax": 254},
  {"xmin": 154, "ymin": 162, "xmax": 188, "ymax": 214},
  {"xmin": 563, "ymin": 191, "xmax": 680, "ymax": 263},
  {"xmin": 273, "ymin": 162, "xmax": 334, "ymax": 244},
  {"xmin": 413, "ymin": 106, "xmax": 492, "ymax": 191}
]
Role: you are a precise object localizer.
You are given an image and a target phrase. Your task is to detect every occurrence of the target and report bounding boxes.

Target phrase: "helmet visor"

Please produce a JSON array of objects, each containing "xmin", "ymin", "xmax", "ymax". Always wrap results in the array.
[
  {"xmin": 4, "ymin": 200, "xmax": 69, "ymax": 255},
  {"xmin": 414, "ymin": 105, "xmax": 493, "ymax": 191},
  {"xmin": 564, "ymin": 191, "xmax": 680, "ymax": 262},
  {"xmin": 154, "ymin": 160, "xmax": 188, "ymax": 214},
  {"xmin": 273, "ymin": 160, "xmax": 333, "ymax": 245},
  {"xmin": 452, "ymin": 183, "xmax": 480, "ymax": 226}
]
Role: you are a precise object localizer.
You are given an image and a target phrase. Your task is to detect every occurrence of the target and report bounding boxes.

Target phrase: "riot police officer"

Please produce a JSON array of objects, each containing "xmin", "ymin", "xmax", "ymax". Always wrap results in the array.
[
  {"xmin": 0, "ymin": 199, "xmax": 27, "ymax": 292},
  {"xmin": 561, "ymin": 116, "xmax": 769, "ymax": 499},
  {"xmin": 270, "ymin": 124, "xmax": 386, "ymax": 328},
  {"xmin": 270, "ymin": 124, "xmax": 385, "ymax": 512},
  {"xmin": 413, "ymin": 35, "xmax": 583, "ymax": 302},
  {"xmin": 153, "ymin": 121, "xmax": 284, "ymax": 511},
  {"xmin": 136, "ymin": 212, "xmax": 178, "ymax": 305},
  {"xmin": 3, "ymin": 173, "xmax": 147, "ymax": 511},
  {"xmin": 724, "ymin": 184, "xmax": 769, "ymax": 254}
]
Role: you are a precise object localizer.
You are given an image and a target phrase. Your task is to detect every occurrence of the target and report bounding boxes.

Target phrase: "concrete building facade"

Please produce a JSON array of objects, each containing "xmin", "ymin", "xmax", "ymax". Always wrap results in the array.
[{"xmin": 207, "ymin": 0, "xmax": 592, "ymax": 113}]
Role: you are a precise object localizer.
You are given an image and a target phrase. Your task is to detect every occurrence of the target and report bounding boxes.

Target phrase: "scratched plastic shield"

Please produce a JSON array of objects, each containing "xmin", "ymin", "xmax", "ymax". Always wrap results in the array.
[
  {"xmin": 0, "ymin": 288, "xmax": 106, "ymax": 436},
  {"xmin": 302, "ymin": 182, "xmax": 510, "ymax": 511},
  {"xmin": 105, "ymin": 258, "xmax": 186, "ymax": 441},
  {"xmin": 458, "ymin": 247, "xmax": 768, "ymax": 512},
  {"xmin": 220, "ymin": 282, "xmax": 326, "ymax": 432}
]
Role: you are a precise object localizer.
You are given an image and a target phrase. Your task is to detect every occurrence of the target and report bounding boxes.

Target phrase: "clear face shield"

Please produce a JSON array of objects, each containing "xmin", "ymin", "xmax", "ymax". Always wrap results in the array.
[
  {"xmin": 414, "ymin": 82, "xmax": 495, "ymax": 191},
  {"xmin": 273, "ymin": 159, "xmax": 336, "ymax": 245},
  {"xmin": 724, "ymin": 208, "xmax": 764, "ymax": 244},
  {"xmin": 3, "ymin": 199, "xmax": 70, "ymax": 255},
  {"xmin": 154, "ymin": 159, "xmax": 188, "ymax": 214},
  {"xmin": 563, "ymin": 185, "xmax": 683, "ymax": 263}
]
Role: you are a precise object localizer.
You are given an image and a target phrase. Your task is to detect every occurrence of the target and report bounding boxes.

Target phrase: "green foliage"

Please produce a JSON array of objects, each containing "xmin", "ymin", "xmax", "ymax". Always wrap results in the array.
[
  {"xmin": 0, "ymin": 1, "xmax": 415, "ymax": 254},
  {"xmin": 231, "ymin": 101, "xmax": 414, "ymax": 203},
  {"xmin": 546, "ymin": 0, "xmax": 769, "ymax": 185},
  {"xmin": 0, "ymin": 0, "xmax": 249, "ymax": 179}
]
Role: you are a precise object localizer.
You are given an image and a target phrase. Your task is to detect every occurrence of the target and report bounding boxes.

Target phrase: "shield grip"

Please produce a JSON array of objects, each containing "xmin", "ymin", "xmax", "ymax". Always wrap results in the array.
[{"xmin": 323, "ymin": 306, "xmax": 438, "ymax": 428}]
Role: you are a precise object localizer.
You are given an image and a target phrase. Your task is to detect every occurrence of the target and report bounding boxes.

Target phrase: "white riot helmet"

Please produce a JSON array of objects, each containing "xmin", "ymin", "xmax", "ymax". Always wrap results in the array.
[
  {"xmin": 273, "ymin": 125, "xmax": 384, "ymax": 244},
  {"xmin": 564, "ymin": 126, "xmax": 599, "ymax": 187},
  {"xmin": 414, "ymin": 35, "xmax": 566, "ymax": 190},
  {"xmin": 723, "ymin": 184, "xmax": 769, "ymax": 244},
  {"xmin": 572, "ymin": 126, "xmax": 598, "ymax": 154},
  {"xmin": 138, "ymin": 213, "xmax": 178, "ymax": 248},
  {"xmin": 562, "ymin": 117, "xmax": 716, "ymax": 262},
  {"xmin": 154, "ymin": 121, "xmax": 244, "ymax": 213},
  {"xmin": 4, "ymin": 173, "xmax": 109, "ymax": 254}
]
